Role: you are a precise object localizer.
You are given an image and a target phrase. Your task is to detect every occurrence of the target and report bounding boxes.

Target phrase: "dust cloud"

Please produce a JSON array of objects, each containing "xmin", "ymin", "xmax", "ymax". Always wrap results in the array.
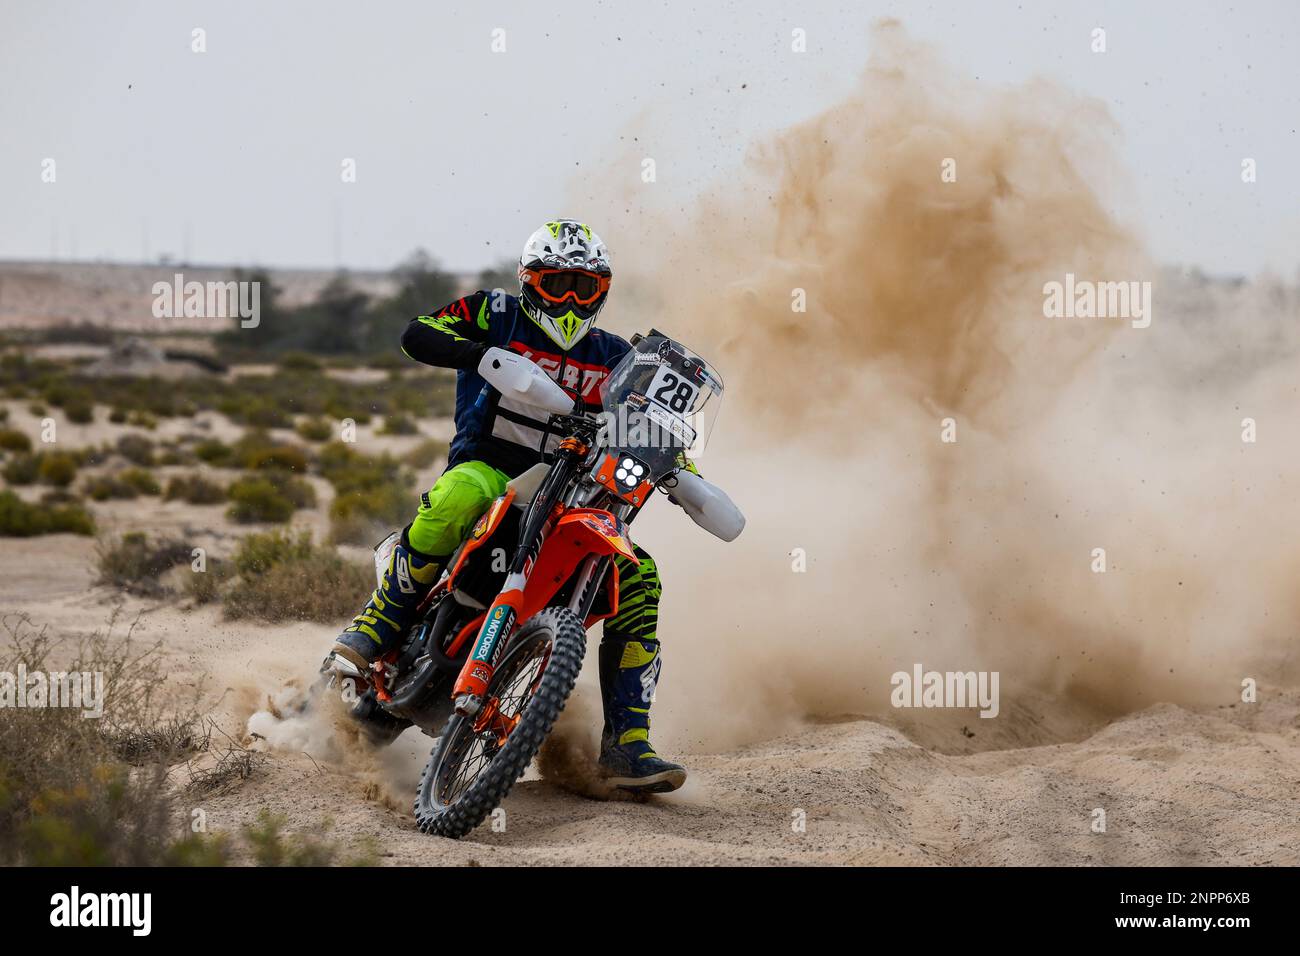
[{"xmin": 589, "ymin": 22, "xmax": 1300, "ymax": 752}]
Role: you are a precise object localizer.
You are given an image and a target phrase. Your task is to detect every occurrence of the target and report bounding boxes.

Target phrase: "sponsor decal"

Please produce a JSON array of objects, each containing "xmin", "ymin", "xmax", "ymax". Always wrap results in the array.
[
  {"xmin": 473, "ymin": 605, "xmax": 513, "ymax": 663},
  {"xmin": 507, "ymin": 340, "xmax": 609, "ymax": 401},
  {"xmin": 640, "ymin": 652, "xmax": 662, "ymax": 703}
]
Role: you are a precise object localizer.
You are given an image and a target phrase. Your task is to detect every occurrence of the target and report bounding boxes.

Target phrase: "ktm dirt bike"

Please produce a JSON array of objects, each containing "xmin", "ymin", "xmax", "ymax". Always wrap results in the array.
[{"xmin": 324, "ymin": 331, "xmax": 744, "ymax": 839}]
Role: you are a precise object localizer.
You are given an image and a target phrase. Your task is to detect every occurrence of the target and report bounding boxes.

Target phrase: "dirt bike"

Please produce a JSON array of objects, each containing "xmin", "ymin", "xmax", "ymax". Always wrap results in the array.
[{"xmin": 324, "ymin": 331, "xmax": 744, "ymax": 839}]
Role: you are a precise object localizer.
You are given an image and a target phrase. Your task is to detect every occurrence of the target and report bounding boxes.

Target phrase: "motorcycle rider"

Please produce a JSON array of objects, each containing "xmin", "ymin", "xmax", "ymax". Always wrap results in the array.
[{"xmin": 324, "ymin": 219, "xmax": 685, "ymax": 792}]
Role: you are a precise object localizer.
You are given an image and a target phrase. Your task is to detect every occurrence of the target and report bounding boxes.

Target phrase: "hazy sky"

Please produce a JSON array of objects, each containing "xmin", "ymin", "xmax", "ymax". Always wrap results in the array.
[{"xmin": 2, "ymin": 0, "xmax": 1296, "ymax": 276}]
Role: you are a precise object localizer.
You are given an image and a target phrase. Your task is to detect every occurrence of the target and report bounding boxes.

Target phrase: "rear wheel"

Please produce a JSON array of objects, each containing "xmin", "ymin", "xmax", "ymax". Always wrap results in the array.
[{"xmin": 414, "ymin": 607, "xmax": 586, "ymax": 839}]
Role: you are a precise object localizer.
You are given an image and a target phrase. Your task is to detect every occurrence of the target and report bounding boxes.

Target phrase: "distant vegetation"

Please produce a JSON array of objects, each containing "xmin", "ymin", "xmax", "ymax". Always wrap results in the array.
[
  {"xmin": 0, "ymin": 349, "xmax": 456, "ymax": 432},
  {"xmin": 216, "ymin": 250, "xmax": 459, "ymax": 359}
]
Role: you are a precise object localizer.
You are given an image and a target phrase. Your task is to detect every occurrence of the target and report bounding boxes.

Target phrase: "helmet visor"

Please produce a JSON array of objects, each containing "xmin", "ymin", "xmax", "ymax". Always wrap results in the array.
[{"xmin": 524, "ymin": 268, "xmax": 610, "ymax": 306}]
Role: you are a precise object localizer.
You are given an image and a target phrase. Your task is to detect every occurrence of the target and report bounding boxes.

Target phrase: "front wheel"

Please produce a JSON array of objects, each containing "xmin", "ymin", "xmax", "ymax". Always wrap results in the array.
[{"xmin": 414, "ymin": 607, "xmax": 586, "ymax": 839}]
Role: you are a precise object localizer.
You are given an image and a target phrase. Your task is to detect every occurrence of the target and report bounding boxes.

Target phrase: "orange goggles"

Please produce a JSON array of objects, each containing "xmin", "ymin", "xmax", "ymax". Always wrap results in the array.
[{"xmin": 521, "ymin": 268, "xmax": 610, "ymax": 306}]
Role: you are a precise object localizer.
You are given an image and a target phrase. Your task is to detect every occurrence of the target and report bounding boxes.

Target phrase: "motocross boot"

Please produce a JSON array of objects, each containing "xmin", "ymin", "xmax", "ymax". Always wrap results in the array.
[
  {"xmin": 326, "ymin": 531, "xmax": 441, "ymax": 677},
  {"xmin": 598, "ymin": 635, "xmax": 687, "ymax": 793}
]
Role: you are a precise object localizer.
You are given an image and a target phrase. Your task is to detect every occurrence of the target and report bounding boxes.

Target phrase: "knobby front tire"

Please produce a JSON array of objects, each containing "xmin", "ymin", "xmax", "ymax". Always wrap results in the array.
[{"xmin": 414, "ymin": 606, "xmax": 586, "ymax": 839}]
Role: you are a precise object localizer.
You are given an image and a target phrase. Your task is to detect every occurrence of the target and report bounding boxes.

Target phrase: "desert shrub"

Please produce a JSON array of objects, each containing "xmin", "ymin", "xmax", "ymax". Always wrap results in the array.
[
  {"xmin": 226, "ymin": 477, "xmax": 294, "ymax": 523},
  {"xmin": 120, "ymin": 467, "xmax": 161, "ymax": 496},
  {"xmin": 193, "ymin": 437, "xmax": 235, "ymax": 467},
  {"xmin": 65, "ymin": 397, "xmax": 94, "ymax": 424},
  {"xmin": 232, "ymin": 526, "xmax": 315, "ymax": 577},
  {"xmin": 40, "ymin": 489, "xmax": 81, "ymax": 506},
  {"xmin": 235, "ymin": 434, "xmax": 309, "ymax": 473},
  {"xmin": 165, "ymin": 472, "xmax": 226, "ymax": 504},
  {"xmin": 295, "ymin": 417, "xmax": 333, "ymax": 442},
  {"xmin": 184, "ymin": 556, "xmax": 230, "ymax": 605},
  {"xmin": 108, "ymin": 407, "xmax": 128, "ymax": 424},
  {"xmin": 226, "ymin": 472, "xmax": 315, "ymax": 523},
  {"xmin": 242, "ymin": 811, "xmax": 376, "ymax": 866},
  {"xmin": 316, "ymin": 441, "xmax": 403, "ymax": 491},
  {"xmin": 316, "ymin": 441, "xmax": 413, "ymax": 544},
  {"xmin": 84, "ymin": 473, "xmax": 137, "ymax": 501},
  {"xmin": 323, "ymin": 401, "xmax": 372, "ymax": 425},
  {"xmin": 37, "ymin": 451, "xmax": 80, "ymax": 488},
  {"xmin": 329, "ymin": 484, "xmax": 411, "ymax": 545},
  {"xmin": 244, "ymin": 401, "xmax": 291, "ymax": 429},
  {"xmin": 266, "ymin": 470, "xmax": 314, "ymax": 506},
  {"xmin": 279, "ymin": 352, "xmax": 323, "ymax": 372},
  {"xmin": 378, "ymin": 413, "xmax": 418, "ymax": 436},
  {"xmin": 221, "ymin": 529, "xmax": 371, "ymax": 622},
  {"xmin": 40, "ymin": 379, "xmax": 91, "ymax": 413},
  {"xmin": 219, "ymin": 393, "xmax": 291, "ymax": 429},
  {"xmin": 79, "ymin": 443, "xmax": 111, "ymax": 468},
  {"xmin": 126, "ymin": 410, "xmax": 158, "ymax": 430},
  {"xmin": 116, "ymin": 433, "xmax": 155, "ymax": 466},
  {"xmin": 365, "ymin": 351, "xmax": 406, "ymax": 372},
  {"xmin": 0, "ymin": 490, "xmax": 94, "ymax": 536},
  {"xmin": 3, "ymin": 453, "xmax": 39, "ymax": 485},
  {"xmin": 96, "ymin": 532, "xmax": 192, "ymax": 596},
  {"xmin": 0, "ymin": 428, "xmax": 31, "ymax": 453},
  {"xmin": 403, "ymin": 438, "xmax": 447, "ymax": 469}
]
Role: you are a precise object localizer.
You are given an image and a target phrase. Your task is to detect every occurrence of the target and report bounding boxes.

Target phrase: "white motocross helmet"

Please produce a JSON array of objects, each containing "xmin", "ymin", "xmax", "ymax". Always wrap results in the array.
[{"xmin": 517, "ymin": 219, "xmax": 612, "ymax": 351}]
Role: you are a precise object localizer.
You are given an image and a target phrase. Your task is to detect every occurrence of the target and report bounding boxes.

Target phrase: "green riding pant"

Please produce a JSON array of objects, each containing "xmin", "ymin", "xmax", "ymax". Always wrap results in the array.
[{"xmin": 408, "ymin": 460, "xmax": 511, "ymax": 558}]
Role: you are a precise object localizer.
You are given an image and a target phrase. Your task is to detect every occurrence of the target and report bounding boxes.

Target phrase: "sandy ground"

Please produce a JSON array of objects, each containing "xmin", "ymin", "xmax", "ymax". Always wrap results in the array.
[
  {"xmin": 4, "ymin": 525, "xmax": 1297, "ymax": 866},
  {"xmin": 3, "ymin": 382, "xmax": 1297, "ymax": 865}
]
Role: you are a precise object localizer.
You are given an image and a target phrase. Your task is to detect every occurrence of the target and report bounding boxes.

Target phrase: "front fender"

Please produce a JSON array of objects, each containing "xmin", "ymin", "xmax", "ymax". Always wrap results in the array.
[
  {"xmin": 554, "ymin": 508, "xmax": 637, "ymax": 561},
  {"xmin": 519, "ymin": 508, "xmax": 636, "ymax": 623}
]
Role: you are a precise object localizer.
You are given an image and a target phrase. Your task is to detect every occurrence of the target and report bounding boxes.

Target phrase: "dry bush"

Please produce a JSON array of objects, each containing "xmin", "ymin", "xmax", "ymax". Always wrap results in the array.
[
  {"xmin": 0, "ymin": 613, "xmax": 211, "ymax": 865},
  {"xmin": 115, "ymin": 433, "xmax": 155, "ymax": 466},
  {"xmin": 295, "ymin": 417, "xmax": 334, "ymax": 442},
  {"xmin": 317, "ymin": 441, "xmax": 413, "ymax": 545},
  {"xmin": 164, "ymin": 472, "xmax": 226, "ymax": 505},
  {"xmin": 241, "ymin": 810, "xmax": 378, "ymax": 867},
  {"xmin": 222, "ymin": 529, "xmax": 371, "ymax": 622},
  {"xmin": 226, "ymin": 473, "xmax": 316, "ymax": 523},
  {"xmin": 0, "ymin": 428, "xmax": 33, "ymax": 453},
  {"xmin": 84, "ymin": 472, "xmax": 138, "ymax": 501},
  {"xmin": 403, "ymin": 437, "xmax": 447, "ymax": 470},
  {"xmin": 183, "ymin": 719, "xmax": 263, "ymax": 796},
  {"xmin": 95, "ymin": 532, "xmax": 193, "ymax": 596}
]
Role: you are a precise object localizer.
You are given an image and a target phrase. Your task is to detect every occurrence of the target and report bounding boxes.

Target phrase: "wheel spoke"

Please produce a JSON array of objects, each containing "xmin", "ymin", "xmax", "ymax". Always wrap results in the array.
[{"xmin": 435, "ymin": 635, "xmax": 552, "ymax": 806}]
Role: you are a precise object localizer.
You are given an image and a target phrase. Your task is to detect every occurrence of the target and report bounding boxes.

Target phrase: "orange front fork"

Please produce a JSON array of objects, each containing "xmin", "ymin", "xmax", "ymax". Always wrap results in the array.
[
  {"xmin": 450, "ymin": 436, "xmax": 589, "ymax": 717},
  {"xmin": 451, "ymin": 587, "xmax": 525, "ymax": 714}
]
